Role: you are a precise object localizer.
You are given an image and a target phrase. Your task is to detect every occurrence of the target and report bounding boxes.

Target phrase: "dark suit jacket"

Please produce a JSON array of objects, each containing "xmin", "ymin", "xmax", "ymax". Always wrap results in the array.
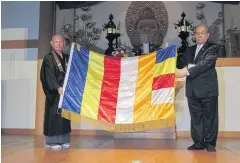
[{"xmin": 177, "ymin": 42, "xmax": 220, "ymax": 98}]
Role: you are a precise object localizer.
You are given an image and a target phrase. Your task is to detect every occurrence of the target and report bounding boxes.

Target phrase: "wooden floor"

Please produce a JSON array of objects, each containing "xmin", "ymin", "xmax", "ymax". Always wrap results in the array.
[{"xmin": 1, "ymin": 135, "xmax": 240, "ymax": 163}]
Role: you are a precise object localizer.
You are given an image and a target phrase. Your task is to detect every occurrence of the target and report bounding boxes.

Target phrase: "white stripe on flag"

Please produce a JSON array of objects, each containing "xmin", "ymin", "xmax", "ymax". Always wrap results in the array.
[
  {"xmin": 115, "ymin": 57, "xmax": 138, "ymax": 124},
  {"xmin": 151, "ymin": 87, "xmax": 174, "ymax": 104}
]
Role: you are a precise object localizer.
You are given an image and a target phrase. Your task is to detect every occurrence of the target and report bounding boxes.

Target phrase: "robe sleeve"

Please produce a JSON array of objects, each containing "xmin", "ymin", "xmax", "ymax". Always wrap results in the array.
[{"xmin": 43, "ymin": 55, "xmax": 61, "ymax": 91}]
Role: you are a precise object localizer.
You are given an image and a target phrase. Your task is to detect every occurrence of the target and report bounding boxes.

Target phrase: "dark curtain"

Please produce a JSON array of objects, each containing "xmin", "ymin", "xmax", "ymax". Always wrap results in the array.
[
  {"xmin": 212, "ymin": 1, "xmax": 239, "ymax": 5},
  {"xmin": 56, "ymin": 1, "xmax": 103, "ymax": 9},
  {"xmin": 56, "ymin": 1, "xmax": 239, "ymax": 10}
]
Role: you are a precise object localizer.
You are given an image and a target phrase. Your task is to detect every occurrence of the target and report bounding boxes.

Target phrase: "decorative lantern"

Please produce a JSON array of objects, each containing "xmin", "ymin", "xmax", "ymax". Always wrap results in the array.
[
  {"xmin": 103, "ymin": 14, "xmax": 121, "ymax": 55},
  {"xmin": 174, "ymin": 12, "xmax": 193, "ymax": 53},
  {"xmin": 104, "ymin": 14, "xmax": 116, "ymax": 34},
  {"xmin": 175, "ymin": 12, "xmax": 192, "ymax": 33}
]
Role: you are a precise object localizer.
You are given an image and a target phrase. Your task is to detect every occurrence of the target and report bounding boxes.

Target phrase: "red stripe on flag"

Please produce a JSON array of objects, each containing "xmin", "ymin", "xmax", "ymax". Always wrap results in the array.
[
  {"xmin": 152, "ymin": 73, "xmax": 175, "ymax": 90},
  {"xmin": 98, "ymin": 56, "xmax": 121, "ymax": 123}
]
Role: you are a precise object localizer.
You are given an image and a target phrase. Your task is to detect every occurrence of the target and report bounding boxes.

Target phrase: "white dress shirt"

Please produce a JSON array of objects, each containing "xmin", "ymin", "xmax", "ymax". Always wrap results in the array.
[
  {"xmin": 187, "ymin": 44, "xmax": 204, "ymax": 76},
  {"xmin": 194, "ymin": 44, "xmax": 203, "ymax": 60}
]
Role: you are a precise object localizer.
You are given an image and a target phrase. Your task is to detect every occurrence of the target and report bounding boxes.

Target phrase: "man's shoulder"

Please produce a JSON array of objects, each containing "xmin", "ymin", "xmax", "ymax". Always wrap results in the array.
[
  {"xmin": 207, "ymin": 41, "xmax": 217, "ymax": 46},
  {"xmin": 206, "ymin": 42, "xmax": 220, "ymax": 48},
  {"xmin": 188, "ymin": 44, "xmax": 197, "ymax": 49},
  {"xmin": 43, "ymin": 53, "xmax": 54, "ymax": 62},
  {"xmin": 185, "ymin": 44, "xmax": 197, "ymax": 52},
  {"xmin": 205, "ymin": 42, "xmax": 220, "ymax": 53},
  {"xmin": 44, "ymin": 52, "xmax": 54, "ymax": 58}
]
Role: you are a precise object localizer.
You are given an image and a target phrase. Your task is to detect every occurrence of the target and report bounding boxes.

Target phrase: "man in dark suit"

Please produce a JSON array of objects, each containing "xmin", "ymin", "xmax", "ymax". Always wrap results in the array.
[{"xmin": 177, "ymin": 24, "xmax": 220, "ymax": 152}]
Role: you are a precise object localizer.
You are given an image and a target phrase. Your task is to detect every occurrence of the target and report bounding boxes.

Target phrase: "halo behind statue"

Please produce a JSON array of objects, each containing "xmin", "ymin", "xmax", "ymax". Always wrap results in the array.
[{"xmin": 125, "ymin": 1, "xmax": 168, "ymax": 49}]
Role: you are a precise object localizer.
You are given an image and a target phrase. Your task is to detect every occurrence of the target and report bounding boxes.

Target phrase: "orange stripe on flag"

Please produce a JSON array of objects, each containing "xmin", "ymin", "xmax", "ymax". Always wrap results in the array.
[
  {"xmin": 133, "ymin": 52, "xmax": 156, "ymax": 123},
  {"xmin": 149, "ymin": 103, "xmax": 175, "ymax": 120}
]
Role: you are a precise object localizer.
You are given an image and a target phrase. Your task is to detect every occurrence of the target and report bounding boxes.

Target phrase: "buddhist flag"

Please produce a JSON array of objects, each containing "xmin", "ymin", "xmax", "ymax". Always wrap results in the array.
[{"xmin": 59, "ymin": 43, "xmax": 177, "ymax": 132}]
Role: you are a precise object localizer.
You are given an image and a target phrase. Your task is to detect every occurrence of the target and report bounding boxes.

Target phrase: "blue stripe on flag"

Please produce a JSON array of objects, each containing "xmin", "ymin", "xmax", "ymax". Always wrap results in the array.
[
  {"xmin": 61, "ymin": 45, "xmax": 90, "ymax": 114},
  {"xmin": 156, "ymin": 45, "xmax": 176, "ymax": 63}
]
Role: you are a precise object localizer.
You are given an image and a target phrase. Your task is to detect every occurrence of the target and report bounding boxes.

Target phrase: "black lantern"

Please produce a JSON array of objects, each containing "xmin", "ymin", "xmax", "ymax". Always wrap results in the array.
[
  {"xmin": 174, "ymin": 12, "xmax": 193, "ymax": 53},
  {"xmin": 103, "ymin": 14, "xmax": 120, "ymax": 55},
  {"xmin": 105, "ymin": 14, "xmax": 116, "ymax": 34}
]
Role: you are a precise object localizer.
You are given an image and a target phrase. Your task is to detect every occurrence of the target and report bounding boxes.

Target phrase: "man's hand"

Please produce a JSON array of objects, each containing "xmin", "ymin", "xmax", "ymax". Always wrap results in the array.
[
  {"xmin": 176, "ymin": 66, "xmax": 187, "ymax": 78},
  {"xmin": 58, "ymin": 87, "xmax": 63, "ymax": 95}
]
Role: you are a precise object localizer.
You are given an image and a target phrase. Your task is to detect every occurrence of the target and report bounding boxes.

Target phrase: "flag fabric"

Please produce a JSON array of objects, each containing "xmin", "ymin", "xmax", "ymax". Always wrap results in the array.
[{"xmin": 59, "ymin": 43, "xmax": 177, "ymax": 132}]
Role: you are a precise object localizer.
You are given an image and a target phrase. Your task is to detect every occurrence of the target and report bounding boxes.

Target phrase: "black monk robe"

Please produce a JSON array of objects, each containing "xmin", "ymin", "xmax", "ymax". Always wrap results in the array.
[{"xmin": 40, "ymin": 51, "xmax": 71, "ymax": 136}]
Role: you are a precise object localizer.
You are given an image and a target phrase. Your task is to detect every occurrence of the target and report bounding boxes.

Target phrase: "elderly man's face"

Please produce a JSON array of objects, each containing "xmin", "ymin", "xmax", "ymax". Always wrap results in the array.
[
  {"xmin": 194, "ymin": 25, "xmax": 209, "ymax": 45},
  {"xmin": 51, "ymin": 35, "xmax": 64, "ymax": 52}
]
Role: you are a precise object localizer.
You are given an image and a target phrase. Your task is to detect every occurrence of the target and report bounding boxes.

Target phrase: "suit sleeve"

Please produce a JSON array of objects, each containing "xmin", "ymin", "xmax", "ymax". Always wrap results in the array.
[
  {"xmin": 176, "ymin": 48, "xmax": 189, "ymax": 69},
  {"xmin": 43, "ymin": 55, "xmax": 61, "ymax": 91},
  {"xmin": 188, "ymin": 45, "xmax": 219, "ymax": 78}
]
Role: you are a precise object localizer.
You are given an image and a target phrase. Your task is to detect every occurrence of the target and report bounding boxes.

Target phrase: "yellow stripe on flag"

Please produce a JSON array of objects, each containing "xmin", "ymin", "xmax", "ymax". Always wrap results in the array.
[
  {"xmin": 154, "ymin": 57, "xmax": 176, "ymax": 77},
  {"xmin": 81, "ymin": 51, "xmax": 104, "ymax": 119},
  {"xmin": 133, "ymin": 52, "xmax": 156, "ymax": 123}
]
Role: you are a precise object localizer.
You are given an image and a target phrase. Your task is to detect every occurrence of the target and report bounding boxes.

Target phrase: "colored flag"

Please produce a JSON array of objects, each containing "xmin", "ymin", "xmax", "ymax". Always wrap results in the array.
[{"xmin": 59, "ymin": 43, "xmax": 177, "ymax": 132}]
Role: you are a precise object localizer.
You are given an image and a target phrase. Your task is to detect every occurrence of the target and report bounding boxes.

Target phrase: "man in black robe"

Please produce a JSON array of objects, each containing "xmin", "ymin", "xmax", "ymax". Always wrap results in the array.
[{"xmin": 40, "ymin": 35, "xmax": 71, "ymax": 149}]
